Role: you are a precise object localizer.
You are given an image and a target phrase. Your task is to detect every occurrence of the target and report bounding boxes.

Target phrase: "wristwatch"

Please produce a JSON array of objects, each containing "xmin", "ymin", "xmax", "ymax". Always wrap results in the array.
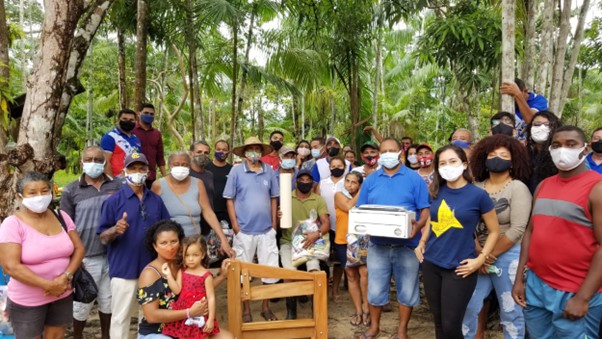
[{"xmin": 64, "ymin": 271, "xmax": 74, "ymax": 281}]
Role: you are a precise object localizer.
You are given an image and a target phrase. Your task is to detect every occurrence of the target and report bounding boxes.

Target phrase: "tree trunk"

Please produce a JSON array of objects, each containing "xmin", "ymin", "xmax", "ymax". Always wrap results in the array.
[
  {"xmin": 164, "ymin": 45, "xmax": 189, "ymax": 150},
  {"xmin": 535, "ymin": 0, "xmax": 554, "ymax": 96},
  {"xmin": 521, "ymin": 0, "xmax": 538, "ymax": 88},
  {"xmin": 134, "ymin": 0, "xmax": 148, "ymax": 109},
  {"xmin": 557, "ymin": 0, "xmax": 591, "ymax": 117},
  {"xmin": 350, "ymin": 54, "xmax": 360, "ymax": 152},
  {"xmin": 210, "ymin": 97, "xmax": 217, "ymax": 142},
  {"xmin": 0, "ymin": 0, "xmax": 10, "ymax": 151},
  {"xmin": 301, "ymin": 93, "xmax": 305, "ymax": 139},
  {"xmin": 117, "ymin": 28, "xmax": 128, "ymax": 109},
  {"xmin": 236, "ymin": 4, "xmax": 256, "ymax": 137},
  {"xmin": 229, "ymin": 21, "xmax": 238, "ymax": 147},
  {"xmin": 501, "ymin": 0, "xmax": 515, "ymax": 113},
  {"xmin": 372, "ymin": 24, "xmax": 382, "ymax": 127},
  {"xmin": 548, "ymin": 0, "xmax": 571, "ymax": 114},
  {"xmin": 258, "ymin": 96, "xmax": 264, "ymax": 140},
  {"xmin": 331, "ymin": 78, "xmax": 336, "ymax": 135}
]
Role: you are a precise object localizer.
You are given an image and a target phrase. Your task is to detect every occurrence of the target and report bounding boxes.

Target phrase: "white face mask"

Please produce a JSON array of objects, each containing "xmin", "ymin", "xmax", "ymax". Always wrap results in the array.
[
  {"xmin": 549, "ymin": 145, "xmax": 587, "ymax": 171},
  {"xmin": 170, "ymin": 166, "xmax": 190, "ymax": 181},
  {"xmin": 438, "ymin": 164, "xmax": 465, "ymax": 182},
  {"xmin": 82, "ymin": 162, "xmax": 105, "ymax": 179},
  {"xmin": 531, "ymin": 125, "xmax": 551, "ymax": 144},
  {"xmin": 125, "ymin": 172, "xmax": 148, "ymax": 186},
  {"xmin": 407, "ymin": 154, "xmax": 418, "ymax": 165},
  {"xmin": 297, "ymin": 148, "xmax": 310, "ymax": 157},
  {"xmin": 20, "ymin": 194, "xmax": 53, "ymax": 213}
]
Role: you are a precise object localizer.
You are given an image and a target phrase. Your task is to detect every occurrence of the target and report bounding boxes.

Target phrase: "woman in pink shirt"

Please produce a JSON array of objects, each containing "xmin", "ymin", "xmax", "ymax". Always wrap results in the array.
[{"xmin": 0, "ymin": 172, "xmax": 85, "ymax": 339}]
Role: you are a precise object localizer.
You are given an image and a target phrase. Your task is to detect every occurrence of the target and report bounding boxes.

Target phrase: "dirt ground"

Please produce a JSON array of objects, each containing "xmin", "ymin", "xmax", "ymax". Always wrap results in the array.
[{"xmin": 66, "ymin": 268, "xmax": 505, "ymax": 339}]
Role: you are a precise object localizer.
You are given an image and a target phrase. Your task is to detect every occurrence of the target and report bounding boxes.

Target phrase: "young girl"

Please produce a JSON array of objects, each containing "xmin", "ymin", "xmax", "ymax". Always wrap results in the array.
[{"xmin": 161, "ymin": 235, "xmax": 222, "ymax": 339}]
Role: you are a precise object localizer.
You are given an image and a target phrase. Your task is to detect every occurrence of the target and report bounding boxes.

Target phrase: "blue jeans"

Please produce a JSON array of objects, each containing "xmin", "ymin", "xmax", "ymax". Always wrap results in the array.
[
  {"xmin": 367, "ymin": 242, "xmax": 420, "ymax": 306},
  {"xmin": 463, "ymin": 244, "xmax": 524, "ymax": 339},
  {"xmin": 524, "ymin": 270, "xmax": 602, "ymax": 339}
]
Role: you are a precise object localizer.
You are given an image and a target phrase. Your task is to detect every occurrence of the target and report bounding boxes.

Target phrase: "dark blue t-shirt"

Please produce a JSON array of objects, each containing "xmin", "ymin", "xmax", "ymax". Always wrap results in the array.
[
  {"xmin": 98, "ymin": 185, "xmax": 171, "ymax": 279},
  {"xmin": 424, "ymin": 183, "xmax": 494, "ymax": 269}
]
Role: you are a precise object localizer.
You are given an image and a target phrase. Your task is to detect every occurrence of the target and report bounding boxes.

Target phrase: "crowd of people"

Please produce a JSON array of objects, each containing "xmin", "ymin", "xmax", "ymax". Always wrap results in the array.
[{"xmin": 0, "ymin": 78, "xmax": 601, "ymax": 339}]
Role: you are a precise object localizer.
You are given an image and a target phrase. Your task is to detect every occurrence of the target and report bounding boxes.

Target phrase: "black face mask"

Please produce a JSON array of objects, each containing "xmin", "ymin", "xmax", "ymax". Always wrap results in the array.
[
  {"xmin": 270, "ymin": 140, "xmax": 283, "ymax": 151},
  {"xmin": 491, "ymin": 123, "xmax": 514, "ymax": 136},
  {"xmin": 296, "ymin": 181, "xmax": 313, "ymax": 194},
  {"xmin": 327, "ymin": 147, "xmax": 340, "ymax": 157},
  {"xmin": 119, "ymin": 120, "xmax": 135, "ymax": 132},
  {"xmin": 486, "ymin": 157, "xmax": 512, "ymax": 173},
  {"xmin": 592, "ymin": 140, "xmax": 602, "ymax": 154},
  {"xmin": 330, "ymin": 168, "xmax": 345, "ymax": 178}
]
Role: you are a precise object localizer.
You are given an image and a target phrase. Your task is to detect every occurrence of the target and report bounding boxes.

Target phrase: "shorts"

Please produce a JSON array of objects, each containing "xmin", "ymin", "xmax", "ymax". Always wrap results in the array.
[
  {"xmin": 367, "ymin": 243, "xmax": 420, "ymax": 307},
  {"xmin": 233, "ymin": 228, "xmax": 279, "ymax": 283},
  {"xmin": 73, "ymin": 255, "xmax": 112, "ymax": 321},
  {"xmin": 8, "ymin": 294, "xmax": 73, "ymax": 338}
]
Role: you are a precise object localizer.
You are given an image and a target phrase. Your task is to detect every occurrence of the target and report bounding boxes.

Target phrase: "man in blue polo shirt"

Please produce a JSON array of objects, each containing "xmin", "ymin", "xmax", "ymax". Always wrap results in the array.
[
  {"xmin": 97, "ymin": 152, "xmax": 170, "ymax": 339},
  {"xmin": 586, "ymin": 127, "xmax": 602, "ymax": 174},
  {"xmin": 356, "ymin": 137, "xmax": 430, "ymax": 339},
  {"xmin": 500, "ymin": 78, "xmax": 548, "ymax": 140},
  {"xmin": 224, "ymin": 136, "xmax": 280, "ymax": 322}
]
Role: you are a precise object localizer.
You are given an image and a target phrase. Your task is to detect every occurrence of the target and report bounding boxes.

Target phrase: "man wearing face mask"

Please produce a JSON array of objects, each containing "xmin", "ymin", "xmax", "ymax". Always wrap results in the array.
[
  {"xmin": 60, "ymin": 146, "xmax": 122, "ymax": 339},
  {"xmin": 189, "ymin": 140, "xmax": 216, "ymax": 236},
  {"xmin": 311, "ymin": 136, "xmax": 352, "ymax": 183},
  {"xmin": 132, "ymin": 103, "xmax": 167, "ymax": 189},
  {"xmin": 500, "ymin": 78, "xmax": 548, "ymax": 140},
  {"xmin": 206, "ymin": 140, "xmax": 233, "ymax": 228},
  {"xmin": 512, "ymin": 125, "xmax": 602, "ymax": 338},
  {"xmin": 224, "ymin": 137, "xmax": 280, "ymax": 322},
  {"xmin": 586, "ymin": 127, "xmax": 602, "ymax": 174},
  {"xmin": 414, "ymin": 144, "xmax": 435, "ymax": 185},
  {"xmin": 302, "ymin": 137, "xmax": 326, "ymax": 171},
  {"xmin": 352, "ymin": 141, "xmax": 381, "ymax": 177},
  {"xmin": 260, "ymin": 131, "xmax": 285, "ymax": 171},
  {"xmin": 97, "ymin": 152, "xmax": 171, "ymax": 339},
  {"xmin": 101, "ymin": 108, "xmax": 142, "ymax": 177},
  {"xmin": 278, "ymin": 146, "xmax": 299, "ymax": 188},
  {"xmin": 356, "ymin": 137, "xmax": 431, "ymax": 339},
  {"xmin": 490, "ymin": 112, "xmax": 517, "ymax": 138}
]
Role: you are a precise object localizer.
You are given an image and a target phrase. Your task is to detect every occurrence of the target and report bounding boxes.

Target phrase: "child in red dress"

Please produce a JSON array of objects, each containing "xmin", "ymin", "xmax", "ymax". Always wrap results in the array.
[{"xmin": 162, "ymin": 235, "xmax": 228, "ymax": 339}]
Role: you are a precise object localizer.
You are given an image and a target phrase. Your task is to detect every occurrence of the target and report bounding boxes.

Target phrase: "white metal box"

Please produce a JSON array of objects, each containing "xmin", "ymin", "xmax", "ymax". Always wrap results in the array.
[{"xmin": 348, "ymin": 205, "xmax": 416, "ymax": 239}]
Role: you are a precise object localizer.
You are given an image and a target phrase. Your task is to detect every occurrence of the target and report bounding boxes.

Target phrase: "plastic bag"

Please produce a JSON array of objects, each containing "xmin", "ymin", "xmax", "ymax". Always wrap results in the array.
[
  {"xmin": 346, "ymin": 233, "xmax": 369, "ymax": 267},
  {"xmin": 0, "ymin": 286, "xmax": 13, "ymax": 336},
  {"xmin": 291, "ymin": 210, "xmax": 330, "ymax": 267},
  {"xmin": 207, "ymin": 220, "xmax": 234, "ymax": 264}
]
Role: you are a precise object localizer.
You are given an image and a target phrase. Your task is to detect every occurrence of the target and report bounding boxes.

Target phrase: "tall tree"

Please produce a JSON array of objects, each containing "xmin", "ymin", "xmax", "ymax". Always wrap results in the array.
[
  {"xmin": 134, "ymin": 0, "xmax": 148, "ymax": 108},
  {"xmin": 500, "ymin": 0, "xmax": 515, "ymax": 112},
  {"xmin": 0, "ymin": 0, "xmax": 10, "ymax": 151}
]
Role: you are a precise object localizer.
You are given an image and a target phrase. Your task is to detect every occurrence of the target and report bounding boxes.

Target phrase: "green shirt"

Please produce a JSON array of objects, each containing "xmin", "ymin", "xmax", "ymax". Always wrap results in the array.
[{"xmin": 280, "ymin": 190, "xmax": 329, "ymax": 245}]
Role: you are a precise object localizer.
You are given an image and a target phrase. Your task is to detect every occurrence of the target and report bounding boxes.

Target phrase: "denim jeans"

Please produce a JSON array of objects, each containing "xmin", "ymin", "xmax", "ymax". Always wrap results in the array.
[
  {"xmin": 524, "ymin": 270, "xmax": 602, "ymax": 339},
  {"xmin": 366, "ymin": 242, "xmax": 420, "ymax": 306},
  {"xmin": 463, "ymin": 244, "xmax": 524, "ymax": 339}
]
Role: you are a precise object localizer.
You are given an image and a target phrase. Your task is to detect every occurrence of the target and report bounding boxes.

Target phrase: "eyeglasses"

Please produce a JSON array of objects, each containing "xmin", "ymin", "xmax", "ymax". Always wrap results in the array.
[{"xmin": 491, "ymin": 118, "xmax": 514, "ymax": 126}]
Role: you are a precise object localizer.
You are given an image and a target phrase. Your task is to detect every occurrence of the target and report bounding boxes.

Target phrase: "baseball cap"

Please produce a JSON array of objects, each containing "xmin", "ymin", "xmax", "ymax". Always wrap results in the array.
[
  {"xmin": 297, "ymin": 169, "xmax": 313, "ymax": 180},
  {"xmin": 124, "ymin": 152, "xmax": 149, "ymax": 168},
  {"xmin": 360, "ymin": 140, "xmax": 379, "ymax": 152},
  {"xmin": 416, "ymin": 144, "xmax": 433, "ymax": 153},
  {"xmin": 279, "ymin": 145, "xmax": 297, "ymax": 157},
  {"xmin": 325, "ymin": 136, "xmax": 342, "ymax": 146}
]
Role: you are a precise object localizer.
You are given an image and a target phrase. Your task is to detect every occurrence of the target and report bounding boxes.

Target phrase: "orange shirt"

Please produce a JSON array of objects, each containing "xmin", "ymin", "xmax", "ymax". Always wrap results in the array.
[{"xmin": 335, "ymin": 208, "xmax": 349, "ymax": 244}]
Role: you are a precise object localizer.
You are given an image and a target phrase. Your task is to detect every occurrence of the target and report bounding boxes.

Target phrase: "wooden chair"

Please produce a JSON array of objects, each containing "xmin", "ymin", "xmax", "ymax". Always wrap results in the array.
[{"xmin": 227, "ymin": 260, "xmax": 328, "ymax": 339}]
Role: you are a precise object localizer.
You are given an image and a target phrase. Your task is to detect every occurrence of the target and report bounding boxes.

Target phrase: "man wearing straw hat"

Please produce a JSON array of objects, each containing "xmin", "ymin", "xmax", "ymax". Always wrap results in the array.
[{"xmin": 224, "ymin": 137, "xmax": 280, "ymax": 323}]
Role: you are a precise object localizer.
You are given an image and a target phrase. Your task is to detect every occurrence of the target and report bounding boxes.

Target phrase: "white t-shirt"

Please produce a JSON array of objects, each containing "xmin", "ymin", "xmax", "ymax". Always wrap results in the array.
[{"xmin": 318, "ymin": 177, "xmax": 345, "ymax": 231}]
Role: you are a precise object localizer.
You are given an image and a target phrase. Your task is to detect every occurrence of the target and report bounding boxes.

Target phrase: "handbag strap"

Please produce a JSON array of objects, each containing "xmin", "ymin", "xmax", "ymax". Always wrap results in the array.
[
  {"xmin": 165, "ymin": 177, "xmax": 199, "ymax": 230},
  {"xmin": 53, "ymin": 209, "xmax": 68, "ymax": 232}
]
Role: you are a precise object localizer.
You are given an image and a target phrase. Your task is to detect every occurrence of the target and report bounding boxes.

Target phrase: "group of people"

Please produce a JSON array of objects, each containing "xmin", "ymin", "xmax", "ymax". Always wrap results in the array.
[{"xmin": 0, "ymin": 77, "xmax": 601, "ymax": 339}]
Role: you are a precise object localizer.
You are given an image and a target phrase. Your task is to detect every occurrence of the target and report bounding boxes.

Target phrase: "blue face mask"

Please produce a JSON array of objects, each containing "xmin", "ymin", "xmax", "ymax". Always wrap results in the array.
[
  {"xmin": 140, "ymin": 114, "xmax": 155, "ymax": 124},
  {"xmin": 83, "ymin": 162, "xmax": 105, "ymax": 179},
  {"xmin": 214, "ymin": 151, "xmax": 228, "ymax": 161},
  {"xmin": 281, "ymin": 159, "xmax": 296, "ymax": 170},
  {"xmin": 378, "ymin": 152, "xmax": 401, "ymax": 169},
  {"xmin": 311, "ymin": 149, "xmax": 322, "ymax": 159}
]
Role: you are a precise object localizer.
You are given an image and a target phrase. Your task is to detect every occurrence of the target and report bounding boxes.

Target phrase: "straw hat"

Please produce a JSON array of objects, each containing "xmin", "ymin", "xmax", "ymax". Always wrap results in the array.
[{"xmin": 232, "ymin": 136, "xmax": 273, "ymax": 157}]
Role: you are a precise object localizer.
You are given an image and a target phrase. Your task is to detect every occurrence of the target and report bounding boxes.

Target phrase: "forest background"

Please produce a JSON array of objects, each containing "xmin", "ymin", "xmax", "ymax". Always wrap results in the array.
[{"xmin": 0, "ymin": 0, "xmax": 601, "ymax": 219}]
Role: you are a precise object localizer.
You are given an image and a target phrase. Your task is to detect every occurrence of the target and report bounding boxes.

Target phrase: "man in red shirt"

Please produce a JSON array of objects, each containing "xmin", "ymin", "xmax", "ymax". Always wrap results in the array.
[
  {"xmin": 260, "ymin": 131, "xmax": 284, "ymax": 170},
  {"xmin": 132, "ymin": 103, "xmax": 166, "ymax": 188},
  {"xmin": 512, "ymin": 125, "xmax": 602, "ymax": 338}
]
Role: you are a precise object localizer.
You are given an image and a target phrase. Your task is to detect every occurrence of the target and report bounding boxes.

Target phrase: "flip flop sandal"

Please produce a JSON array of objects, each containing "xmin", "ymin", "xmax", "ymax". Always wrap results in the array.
[
  {"xmin": 350, "ymin": 313, "xmax": 362, "ymax": 326},
  {"xmin": 362, "ymin": 311, "xmax": 371, "ymax": 327},
  {"xmin": 358, "ymin": 331, "xmax": 379, "ymax": 339},
  {"xmin": 242, "ymin": 313, "xmax": 252, "ymax": 323}
]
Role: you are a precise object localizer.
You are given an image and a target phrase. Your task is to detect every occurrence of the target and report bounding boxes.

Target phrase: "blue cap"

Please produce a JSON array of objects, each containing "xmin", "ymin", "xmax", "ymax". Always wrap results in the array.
[{"xmin": 297, "ymin": 169, "xmax": 313, "ymax": 180}]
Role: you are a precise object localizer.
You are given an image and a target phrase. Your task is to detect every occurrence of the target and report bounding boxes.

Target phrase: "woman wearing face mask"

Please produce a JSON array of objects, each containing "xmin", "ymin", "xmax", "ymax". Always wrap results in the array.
[
  {"xmin": 415, "ymin": 145, "xmax": 500, "ymax": 339},
  {"xmin": 334, "ymin": 172, "xmax": 369, "ymax": 328},
  {"xmin": 316, "ymin": 157, "xmax": 346, "ymax": 303},
  {"xmin": 0, "ymin": 172, "xmax": 85, "ymax": 339},
  {"xmin": 151, "ymin": 152, "xmax": 234, "ymax": 257},
  {"xmin": 525, "ymin": 110, "xmax": 563, "ymax": 193},
  {"xmin": 295, "ymin": 140, "xmax": 312, "ymax": 169},
  {"xmin": 461, "ymin": 135, "xmax": 532, "ymax": 339},
  {"xmin": 405, "ymin": 144, "xmax": 421, "ymax": 170}
]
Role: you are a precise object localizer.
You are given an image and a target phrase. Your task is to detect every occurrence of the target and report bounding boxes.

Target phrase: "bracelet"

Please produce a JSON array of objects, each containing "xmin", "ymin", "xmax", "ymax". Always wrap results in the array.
[
  {"xmin": 186, "ymin": 308, "xmax": 190, "ymax": 318},
  {"xmin": 479, "ymin": 251, "xmax": 490, "ymax": 261}
]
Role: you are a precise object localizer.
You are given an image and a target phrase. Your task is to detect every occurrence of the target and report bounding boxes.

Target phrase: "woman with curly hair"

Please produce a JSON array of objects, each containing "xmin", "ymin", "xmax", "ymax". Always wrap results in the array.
[
  {"xmin": 525, "ymin": 111, "xmax": 562, "ymax": 193},
  {"xmin": 462, "ymin": 135, "xmax": 533, "ymax": 339}
]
